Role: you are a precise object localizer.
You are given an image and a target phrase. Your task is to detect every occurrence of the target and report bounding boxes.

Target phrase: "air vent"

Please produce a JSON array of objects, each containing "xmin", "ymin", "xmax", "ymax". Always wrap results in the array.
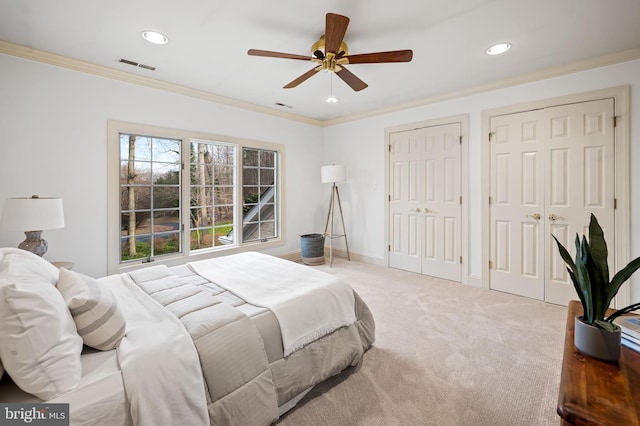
[{"xmin": 118, "ymin": 58, "xmax": 156, "ymax": 71}]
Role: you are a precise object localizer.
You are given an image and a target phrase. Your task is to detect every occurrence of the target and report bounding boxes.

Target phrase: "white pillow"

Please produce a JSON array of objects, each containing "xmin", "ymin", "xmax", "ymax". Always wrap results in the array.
[
  {"xmin": 56, "ymin": 268, "xmax": 127, "ymax": 350},
  {"xmin": 0, "ymin": 280, "xmax": 83, "ymax": 400},
  {"xmin": 0, "ymin": 247, "xmax": 59, "ymax": 285}
]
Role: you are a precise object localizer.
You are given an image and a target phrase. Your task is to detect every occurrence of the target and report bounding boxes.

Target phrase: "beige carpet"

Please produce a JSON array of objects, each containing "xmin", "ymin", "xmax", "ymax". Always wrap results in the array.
[{"xmin": 276, "ymin": 258, "xmax": 567, "ymax": 426}]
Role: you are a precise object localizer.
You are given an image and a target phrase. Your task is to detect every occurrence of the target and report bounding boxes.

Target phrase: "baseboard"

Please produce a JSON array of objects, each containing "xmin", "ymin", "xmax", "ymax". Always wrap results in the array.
[
  {"xmin": 466, "ymin": 275, "xmax": 483, "ymax": 288},
  {"xmin": 279, "ymin": 249, "xmax": 386, "ymax": 267}
]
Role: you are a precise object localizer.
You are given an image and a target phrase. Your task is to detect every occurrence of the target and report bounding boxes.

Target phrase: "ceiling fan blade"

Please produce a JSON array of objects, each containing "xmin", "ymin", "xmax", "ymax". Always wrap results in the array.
[
  {"xmin": 335, "ymin": 66, "xmax": 368, "ymax": 92},
  {"xmin": 247, "ymin": 49, "xmax": 310, "ymax": 61},
  {"xmin": 345, "ymin": 50, "xmax": 413, "ymax": 64},
  {"xmin": 283, "ymin": 68, "xmax": 320, "ymax": 88},
  {"xmin": 325, "ymin": 13, "xmax": 350, "ymax": 54}
]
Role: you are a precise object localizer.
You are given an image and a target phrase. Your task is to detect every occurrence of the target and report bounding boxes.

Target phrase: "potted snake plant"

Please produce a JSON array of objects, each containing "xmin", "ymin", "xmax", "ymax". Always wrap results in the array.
[{"xmin": 553, "ymin": 213, "xmax": 640, "ymax": 362}]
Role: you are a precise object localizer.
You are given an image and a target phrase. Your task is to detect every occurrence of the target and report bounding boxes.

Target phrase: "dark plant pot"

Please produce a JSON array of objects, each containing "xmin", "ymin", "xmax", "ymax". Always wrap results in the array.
[{"xmin": 574, "ymin": 316, "xmax": 621, "ymax": 362}]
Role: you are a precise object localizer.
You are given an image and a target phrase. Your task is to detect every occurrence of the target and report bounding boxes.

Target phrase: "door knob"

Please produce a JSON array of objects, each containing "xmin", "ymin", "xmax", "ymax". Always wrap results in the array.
[
  {"xmin": 526, "ymin": 213, "xmax": 541, "ymax": 220},
  {"xmin": 548, "ymin": 213, "xmax": 564, "ymax": 221}
]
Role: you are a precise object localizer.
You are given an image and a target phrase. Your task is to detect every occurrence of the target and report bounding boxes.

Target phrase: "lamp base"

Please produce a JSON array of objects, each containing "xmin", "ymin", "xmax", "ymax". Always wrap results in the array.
[{"xmin": 18, "ymin": 231, "xmax": 48, "ymax": 257}]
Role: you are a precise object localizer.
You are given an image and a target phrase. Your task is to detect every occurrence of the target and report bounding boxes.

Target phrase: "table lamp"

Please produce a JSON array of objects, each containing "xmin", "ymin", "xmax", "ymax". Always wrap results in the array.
[{"xmin": 1, "ymin": 195, "xmax": 65, "ymax": 257}]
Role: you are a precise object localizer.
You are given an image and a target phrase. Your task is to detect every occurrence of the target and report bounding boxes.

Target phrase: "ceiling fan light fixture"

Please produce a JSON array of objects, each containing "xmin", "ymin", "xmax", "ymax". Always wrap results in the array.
[
  {"xmin": 325, "ymin": 96, "xmax": 340, "ymax": 104},
  {"xmin": 485, "ymin": 42, "xmax": 512, "ymax": 56},
  {"xmin": 141, "ymin": 30, "xmax": 169, "ymax": 45}
]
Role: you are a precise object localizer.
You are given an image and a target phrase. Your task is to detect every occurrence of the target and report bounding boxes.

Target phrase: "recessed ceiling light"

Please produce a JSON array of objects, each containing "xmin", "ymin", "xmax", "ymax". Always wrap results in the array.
[
  {"xmin": 141, "ymin": 30, "xmax": 169, "ymax": 45},
  {"xmin": 485, "ymin": 42, "xmax": 512, "ymax": 56},
  {"xmin": 325, "ymin": 96, "xmax": 340, "ymax": 104}
]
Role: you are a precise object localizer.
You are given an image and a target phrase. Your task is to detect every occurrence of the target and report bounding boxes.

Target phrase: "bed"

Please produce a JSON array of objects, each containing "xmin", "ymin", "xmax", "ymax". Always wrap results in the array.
[{"xmin": 0, "ymin": 248, "xmax": 375, "ymax": 425}]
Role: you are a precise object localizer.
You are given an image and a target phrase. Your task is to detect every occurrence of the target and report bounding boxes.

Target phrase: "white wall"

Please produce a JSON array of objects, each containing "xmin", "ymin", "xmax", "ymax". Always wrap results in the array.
[
  {"xmin": 0, "ymin": 54, "xmax": 325, "ymax": 277},
  {"xmin": 2, "ymin": 53, "xmax": 639, "ymax": 303},
  {"xmin": 322, "ymin": 59, "xmax": 640, "ymax": 302}
]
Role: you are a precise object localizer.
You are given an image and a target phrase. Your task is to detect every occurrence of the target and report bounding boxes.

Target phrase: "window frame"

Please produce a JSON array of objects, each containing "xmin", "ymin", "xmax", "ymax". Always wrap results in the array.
[{"xmin": 107, "ymin": 121, "xmax": 285, "ymax": 275}]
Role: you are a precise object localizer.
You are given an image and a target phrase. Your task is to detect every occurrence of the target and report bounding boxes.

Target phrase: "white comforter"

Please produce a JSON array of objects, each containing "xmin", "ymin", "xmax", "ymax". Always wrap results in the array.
[
  {"xmin": 104, "ymin": 274, "xmax": 209, "ymax": 426},
  {"xmin": 189, "ymin": 252, "xmax": 357, "ymax": 356}
]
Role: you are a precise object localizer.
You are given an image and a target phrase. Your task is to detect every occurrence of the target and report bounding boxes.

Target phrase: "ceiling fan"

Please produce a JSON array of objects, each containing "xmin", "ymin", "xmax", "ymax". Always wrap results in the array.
[{"xmin": 248, "ymin": 12, "xmax": 413, "ymax": 92}]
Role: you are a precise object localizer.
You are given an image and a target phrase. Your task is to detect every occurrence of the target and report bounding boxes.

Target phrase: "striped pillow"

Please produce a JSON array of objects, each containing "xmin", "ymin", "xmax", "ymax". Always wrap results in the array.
[{"xmin": 56, "ymin": 268, "xmax": 126, "ymax": 350}]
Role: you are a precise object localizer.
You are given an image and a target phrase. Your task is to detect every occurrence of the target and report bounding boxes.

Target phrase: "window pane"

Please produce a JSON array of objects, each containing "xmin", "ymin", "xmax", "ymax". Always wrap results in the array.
[
  {"xmin": 214, "ymin": 165, "xmax": 234, "ymax": 185},
  {"xmin": 190, "ymin": 187, "xmax": 212, "ymax": 207},
  {"xmin": 120, "ymin": 161, "xmax": 152, "ymax": 185},
  {"xmin": 151, "ymin": 139, "xmax": 180, "ymax": 163},
  {"xmin": 153, "ymin": 210, "xmax": 180, "ymax": 233},
  {"xmin": 152, "ymin": 186, "xmax": 178, "ymax": 209},
  {"xmin": 190, "ymin": 227, "xmax": 213, "ymax": 250},
  {"xmin": 190, "ymin": 206, "xmax": 213, "ymax": 228},
  {"xmin": 214, "ymin": 206, "xmax": 233, "ymax": 225},
  {"xmin": 214, "ymin": 186, "xmax": 234, "ymax": 206},
  {"xmin": 243, "ymin": 149, "xmax": 258, "ymax": 167},
  {"xmin": 243, "ymin": 168, "xmax": 258, "ymax": 185},
  {"xmin": 121, "ymin": 236, "xmax": 150, "ymax": 261},
  {"xmin": 153, "ymin": 163, "xmax": 180, "ymax": 185},
  {"xmin": 120, "ymin": 210, "xmax": 151, "ymax": 235},
  {"xmin": 260, "ymin": 169, "xmax": 274, "ymax": 185},
  {"xmin": 120, "ymin": 135, "xmax": 151, "ymax": 161},
  {"xmin": 119, "ymin": 186, "xmax": 151, "ymax": 210},
  {"xmin": 260, "ymin": 151, "xmax": 275, "ymax": 167},
  {"xmin": 154, "ymin": 232, "xmax": 180, "ymax": 255},
  {"xmin": 259, "ymin": 186, "xmax": 274, "ymax": 202},
  {"xmin": 214, "ymin": 224, "xmax": 234, "ymax": 246},
  {"xmin": 260, "ymin": 221, "xmax": 276, "ymax": 239}
]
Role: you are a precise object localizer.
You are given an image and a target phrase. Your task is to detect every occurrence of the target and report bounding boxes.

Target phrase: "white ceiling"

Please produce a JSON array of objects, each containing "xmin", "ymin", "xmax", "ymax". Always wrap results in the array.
[{"xmin": 1, "ymin": 0, "xmax": 639, "ymax": 123}]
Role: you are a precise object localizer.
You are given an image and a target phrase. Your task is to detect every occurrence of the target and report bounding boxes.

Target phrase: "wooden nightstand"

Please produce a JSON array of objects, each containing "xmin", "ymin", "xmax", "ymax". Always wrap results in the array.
[
  {"xmin": 557, "ymin": 300, "xmax": 640, "ymax": 425},
  {"xmin": 51, "ymin": 261, "xmax": 74, "ymax": 270}
]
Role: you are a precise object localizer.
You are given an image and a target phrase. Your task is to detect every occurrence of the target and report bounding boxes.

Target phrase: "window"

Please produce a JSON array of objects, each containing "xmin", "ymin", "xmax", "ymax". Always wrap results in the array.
[
  {"xmin": 119, "ymin": 135, "xmax": 182, "ymax": 261},
  {"xmin": 189, "ymin": 141, "xmax": 236, "ymax": 249},
  {"xmin": 108, "ymin": 122, "xmax": 284, "ymax": 272}
]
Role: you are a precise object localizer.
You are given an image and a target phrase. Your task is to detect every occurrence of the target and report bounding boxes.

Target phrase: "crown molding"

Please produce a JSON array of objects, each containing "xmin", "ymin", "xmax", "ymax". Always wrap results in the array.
[
  {"xmin": 0, "ymin": 40, "xmax": 322, "ymax": 127},
  {"xmin": 322, "ymin": 47, "xmax": 640, "ymax": 127},
  {"xmin": 2, "ymin": 40, "xmax": 639, "ymax": 128}
]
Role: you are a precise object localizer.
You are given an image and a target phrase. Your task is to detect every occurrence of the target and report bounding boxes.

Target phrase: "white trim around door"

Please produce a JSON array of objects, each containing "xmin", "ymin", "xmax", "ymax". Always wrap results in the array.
[
  {"xmin": 384, "ymin": 114, "xmax": 470, "ymax": 285},
  {"xmin": 481, "ymin": 86, "xmax": 631, "ymax": 307}
]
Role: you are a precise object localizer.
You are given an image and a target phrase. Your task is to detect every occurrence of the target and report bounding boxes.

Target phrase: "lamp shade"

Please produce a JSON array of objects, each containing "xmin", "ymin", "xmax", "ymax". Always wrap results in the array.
[
  {"xmin": 1, "ymin": 196, "xmax": 65, "ymax": 232},
  {"xmin": 321, "ymin": 165, "xmax": 346, "ymax": 184}
]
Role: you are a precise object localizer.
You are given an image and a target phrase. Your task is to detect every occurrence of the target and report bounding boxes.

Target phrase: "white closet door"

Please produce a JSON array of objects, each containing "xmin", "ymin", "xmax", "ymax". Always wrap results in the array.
[
  {"xmin": 389, "ymin": 129, "xmax": 422, "ymax": 274},
  {"xmin": 389, "ymin": 124, "xmax": 462, "ymax": 281},
  {"xmin": 490, "ymin": 110, "xmax": 546, "ymax": 300},
  {"xmin": 489, "ymin": 98, "xmax": 615, "ymax": 305},
  {"xmin": 421, "ymin": 123, "xmax": 461, "ymax": 281},
  {"xmin": 544, "ymin": 99, "xmax": 615, "ymax": 306}
]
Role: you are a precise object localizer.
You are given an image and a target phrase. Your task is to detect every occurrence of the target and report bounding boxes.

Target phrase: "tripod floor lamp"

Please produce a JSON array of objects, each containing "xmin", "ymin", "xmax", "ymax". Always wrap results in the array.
[{"xmin": 321, "ymin": 165, "xmax": 351, "ymax": 266}]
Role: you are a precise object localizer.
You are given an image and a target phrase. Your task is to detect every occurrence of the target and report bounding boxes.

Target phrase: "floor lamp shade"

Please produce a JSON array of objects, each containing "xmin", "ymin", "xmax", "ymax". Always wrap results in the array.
[
  {"xmin": 1, "ymin": 196, "xmax": 65, "ymax": 256},
  {"xmin": 321, "ymin": 165, "xmax": 346, "ymax": 184}
]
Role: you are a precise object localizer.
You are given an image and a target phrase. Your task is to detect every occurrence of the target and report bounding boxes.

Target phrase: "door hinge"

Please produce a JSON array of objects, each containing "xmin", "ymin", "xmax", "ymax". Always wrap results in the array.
[
  {"xmin": 459, "ymin": 135, "xmax": 463, "ymax": 144},
  {"xmin": 181, "ymin": 162, "xmax": 185, "ymax": 170},
  {"xmin": 388, "ymin": 144, "xmax": 392, "ymax": 152},
  {"xmin": 459, "ymin": 256, "xmax": 462, "ymax": 264},
  {"xmin": 613, "ymin": 116, "xmax": 619, "ymax": 127},
  {"xmin": 388, "ymin": 244, "xmax": 391, "ymax": 252},
  {"xmin": 489, "ymin": 132, "xmax": 495, "ymax": 142},
  {"xmin": 389, "ymin": 194, "xmax": 391, "ymax": 202},
  {"xmin": 614, "ymin": 198, "xmax": 617, "ymax": 209},
  {"xmin": 488, "ymin": 196, "xmax": 492, "ymax": 205},
  {"xmin": 489, "ymin": 260, "xmax": 493, "ymax": 269},
  {"xmin": 460, "ymin": 196, "xmax": 462, "ymax": 205}
]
